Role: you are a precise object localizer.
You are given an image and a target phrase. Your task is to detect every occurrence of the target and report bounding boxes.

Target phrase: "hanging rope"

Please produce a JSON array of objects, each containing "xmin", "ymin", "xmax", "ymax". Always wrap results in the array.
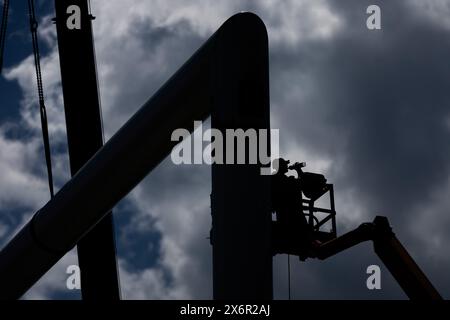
[
  {"xmin": 0, "ymin": 0, "xmax": 10, "ymax": 74},
  {"xmin": 27, "ymin": 0, "xmax": 54, "ymax": 198},
  {"xmin": 287, "ymin": 254, "xmax": 291, "ymax": 299}
]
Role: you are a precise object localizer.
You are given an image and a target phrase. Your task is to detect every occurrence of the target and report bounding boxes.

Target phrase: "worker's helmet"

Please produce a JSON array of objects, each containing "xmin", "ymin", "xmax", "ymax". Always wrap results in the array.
[{"xmin": 273, "ymin": 158, "xmax": 290, "ymax": 174}]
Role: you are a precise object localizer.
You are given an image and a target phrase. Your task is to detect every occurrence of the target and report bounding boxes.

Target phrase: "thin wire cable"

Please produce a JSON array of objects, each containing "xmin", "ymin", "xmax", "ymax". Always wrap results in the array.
[
  {"xmin": 287, "ymin": 254, "xmax": 291, "ymax": 300},
  {"xmin": 0, "ymin": 0, "xmax": 10, "ymax": 73},
  {"xmin": 27, "ymin": 0, "xmax": 54, "ymax": 198}
]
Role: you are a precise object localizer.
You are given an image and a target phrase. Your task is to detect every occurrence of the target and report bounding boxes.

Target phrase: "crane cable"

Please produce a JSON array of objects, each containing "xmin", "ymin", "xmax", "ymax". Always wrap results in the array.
[
  {"xmin": 0, "ymin": 0, "xmax": 10, "ymax": 74},
  {"xmin": 27, "ymin": 0, "xmax": 54, "ymax": 198}
]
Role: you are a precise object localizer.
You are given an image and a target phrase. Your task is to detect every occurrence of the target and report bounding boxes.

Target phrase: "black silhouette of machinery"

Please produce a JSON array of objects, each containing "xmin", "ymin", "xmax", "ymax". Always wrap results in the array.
[
  {"xmin": 290, "ymin": 161, "xmax": 337, "ymax": 242},
  {"xmin": 271, "ymin": 158, "xmax": 442, "ymax": 300},
  {"xmin": 271, "ymin": 159, "xmax": 337, "ymax": 258}
]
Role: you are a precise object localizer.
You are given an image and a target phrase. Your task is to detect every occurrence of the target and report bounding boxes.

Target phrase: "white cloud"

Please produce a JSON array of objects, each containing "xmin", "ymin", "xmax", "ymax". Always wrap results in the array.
[
  {"xmin": 118, "ymin": 258, "xmax": 187, "ymax": 299},
  {"xmin": 257, "ymin": 0, "xmax": 343, "ymax": 47},
  {"xmin": 124, "ymin": 161, "xmax": 213, "ymax": 299},
  {"xmin": 0, "ymin": 131, "xmax": 48, "ymax": 209},
  {"xmin": 91, "ymin": 0, "xmax": 343, "ymax": 43},
  {"xmin": 88, "ymin": 0, "xmax": 344, "ymax": 137},
  {"xmin": 408, "ymin": 0, "xmax": 450, "ymax": 30}
]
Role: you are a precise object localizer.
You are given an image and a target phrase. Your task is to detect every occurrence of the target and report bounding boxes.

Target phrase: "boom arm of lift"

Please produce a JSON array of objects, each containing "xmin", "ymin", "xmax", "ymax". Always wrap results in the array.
[{"xmin": 314, "ymin": 216, "xmax": 442, "ymax": 300}]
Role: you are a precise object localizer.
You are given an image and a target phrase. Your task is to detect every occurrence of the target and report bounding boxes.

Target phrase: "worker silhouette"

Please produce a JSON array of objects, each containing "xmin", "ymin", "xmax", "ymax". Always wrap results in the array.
[{"xmin": 271, "ymin": 158, "xmax": 313, "ymax": 254}]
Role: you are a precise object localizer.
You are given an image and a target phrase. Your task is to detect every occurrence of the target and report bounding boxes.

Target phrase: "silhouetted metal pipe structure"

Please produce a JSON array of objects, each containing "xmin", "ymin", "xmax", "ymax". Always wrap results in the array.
[
  {"xmin": 0, "ymin": 12, "xmax": 272, "ymax": 299},
  {"xmin": 54, "ymin": 0, "xmax": 120, "ymax": 300},
  {"xmin": 316, "ymin": 216, "xmax": 442, "ymax": 300}
]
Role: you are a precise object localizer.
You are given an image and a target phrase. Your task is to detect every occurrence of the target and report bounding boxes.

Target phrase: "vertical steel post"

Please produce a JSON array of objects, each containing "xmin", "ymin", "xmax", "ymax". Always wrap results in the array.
[
  {"xmin": 54, "ymin": 0, "xmax": 120, "ymax": 299},
  {"xmin": 211, "ymin": 14, "xmax": 272, "ymax": 299}
]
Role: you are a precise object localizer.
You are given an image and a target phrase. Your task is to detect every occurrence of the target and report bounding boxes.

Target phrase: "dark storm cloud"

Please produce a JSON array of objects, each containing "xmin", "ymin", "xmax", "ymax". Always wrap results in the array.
[
  {"xmin": 97, "ymin": 17, "xmax": 206, "ymax": 138},
  {"xmin": 274, "ymin": 243, "xmax": 406, "ymax": 299},
  {"xmin": 268, "ymin": 0, "xmax": 450, "ymax": 298},
  {"xmin": 322, "ymin": 0, "xmax": 450, "ymax": 217}
]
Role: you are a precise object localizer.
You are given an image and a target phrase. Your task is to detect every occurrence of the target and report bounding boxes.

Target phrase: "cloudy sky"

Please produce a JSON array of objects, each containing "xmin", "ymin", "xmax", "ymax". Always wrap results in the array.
[{"xmin": 1, "ymin": 0, "xmax": 450, "ymax": 299}]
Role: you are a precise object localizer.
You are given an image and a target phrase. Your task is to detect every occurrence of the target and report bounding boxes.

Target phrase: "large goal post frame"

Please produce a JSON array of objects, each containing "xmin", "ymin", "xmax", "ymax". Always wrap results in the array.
[{"xmin": 0, "ymin": 12, "xmax": 272, "ymax": 300}]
